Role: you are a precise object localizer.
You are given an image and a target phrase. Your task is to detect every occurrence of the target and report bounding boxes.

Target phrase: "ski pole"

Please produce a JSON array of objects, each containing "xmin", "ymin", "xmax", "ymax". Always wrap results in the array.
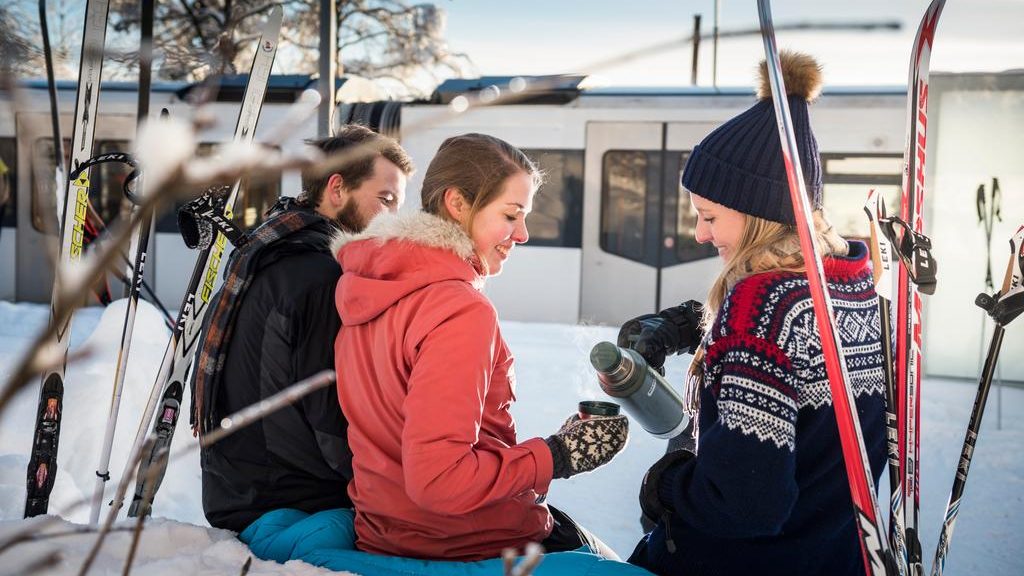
[{"xmin": 931, "ymin": 224, "xmax": 1024, "ymax": 575}]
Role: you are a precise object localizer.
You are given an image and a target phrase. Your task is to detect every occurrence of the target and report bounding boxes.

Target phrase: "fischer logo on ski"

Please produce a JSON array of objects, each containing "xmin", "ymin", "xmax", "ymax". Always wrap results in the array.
[
  {"xmin": 25, "ymin": 0, "xmax": 111, "ymax": 518},
  {"xmin": 202, "ymin": 235, "xmax": 228, "ymax": 303},
  {"xmin": 69, "ymin": 176, "xmax": 90, "ymax": 259}
]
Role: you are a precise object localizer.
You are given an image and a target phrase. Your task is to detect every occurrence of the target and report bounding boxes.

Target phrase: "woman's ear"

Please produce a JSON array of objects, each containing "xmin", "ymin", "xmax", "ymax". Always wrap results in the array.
[{"xmin": 443, "ymin": 187, "xmax": 469, "ymax": 225}]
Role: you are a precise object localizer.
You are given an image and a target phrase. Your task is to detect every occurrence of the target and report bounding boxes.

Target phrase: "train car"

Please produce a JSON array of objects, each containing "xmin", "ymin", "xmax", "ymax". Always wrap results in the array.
[
  {"xmin": 3, "ymin": 72, "xmax": 1020, "ymax": 381},
  {"xmin": 0, "ymin": 75, "xmax": 376, "ymax": 309},
  {"xmin": 398, "ymin": 76, "xmax": 908, "ymax": 326}
]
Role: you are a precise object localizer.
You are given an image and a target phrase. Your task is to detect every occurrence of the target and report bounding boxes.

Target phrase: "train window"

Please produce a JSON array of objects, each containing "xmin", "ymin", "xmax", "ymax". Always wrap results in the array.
[
  {"xmin": 601, "ymin": 151, "xmax": 650, "ymax": 262},
  {"xmin": 31, "ymin": 138, "xmax": 133, "ymax": 234},
  {"xmin": 672, "ymin": 151, "xmax": 717, "ymax": 264},
  {"xmin": 521, "ymin": 149, "xmax": 583, "ymax": 248},
  {"xmin": 155, "ymin": 142, "xmax": 282, "ymax": 234},
  {"xmin": 0, "ymin": 138, "xmax": 15, "ymax": 228},
  {"xmin": 821, "ymin": 153, "xmax": 903, "ymax": 240}
]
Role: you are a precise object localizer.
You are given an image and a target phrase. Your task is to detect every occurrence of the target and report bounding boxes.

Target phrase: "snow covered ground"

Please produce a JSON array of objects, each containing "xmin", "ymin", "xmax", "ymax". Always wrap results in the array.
[{"xmin": 0, "ymin": 299, "xmax": 1021, "ymax": 575}]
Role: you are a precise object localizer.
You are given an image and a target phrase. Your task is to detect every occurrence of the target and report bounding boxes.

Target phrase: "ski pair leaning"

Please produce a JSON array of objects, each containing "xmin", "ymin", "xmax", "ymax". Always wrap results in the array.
[
  {"xmin": 864, "ymin": 2, "xmax": 945, "ymax": 575},
  {"xmin": 121, "ymin": 6, "xmax": 283, "ymax": 519},
  {"xmin": 28, "ymin": 0, "xmax": 159, "ymax": 521}
]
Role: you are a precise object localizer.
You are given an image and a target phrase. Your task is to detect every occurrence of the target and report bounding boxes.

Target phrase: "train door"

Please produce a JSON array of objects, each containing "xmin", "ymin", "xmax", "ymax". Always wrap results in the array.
[
  {"xmin": 15, "ymin": 111, "xmax": 136, "ymax": 302},
  {"xmin": 580, "ymin": 122, "xmax": 720, "ymax": 325}
]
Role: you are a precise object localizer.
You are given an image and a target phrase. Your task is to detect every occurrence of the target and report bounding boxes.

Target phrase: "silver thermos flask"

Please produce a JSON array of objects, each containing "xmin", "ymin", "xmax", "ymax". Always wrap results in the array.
[{"xmin": 589, "ymin": 341, "xmax": 689, "ymax": 439}]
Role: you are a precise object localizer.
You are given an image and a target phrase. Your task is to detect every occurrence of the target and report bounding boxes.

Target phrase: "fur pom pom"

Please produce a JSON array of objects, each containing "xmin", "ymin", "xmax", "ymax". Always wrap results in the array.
[{"xmin": 756, "ymin": 50, "xmax": 823, "ymax": 102}]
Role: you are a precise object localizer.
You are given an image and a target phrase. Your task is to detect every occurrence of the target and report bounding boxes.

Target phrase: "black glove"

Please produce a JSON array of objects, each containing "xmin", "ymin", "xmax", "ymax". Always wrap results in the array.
[
  {"xmin": 639, "ymin": 448, "xmax": 694, "ymax": 552},
  {"xmin": 545, "ymin": 414, "xmax": 629, "ymax": 479},
  {"xmin": 617, "ymin": 300, "xmax": 704, "ymax": 370}
]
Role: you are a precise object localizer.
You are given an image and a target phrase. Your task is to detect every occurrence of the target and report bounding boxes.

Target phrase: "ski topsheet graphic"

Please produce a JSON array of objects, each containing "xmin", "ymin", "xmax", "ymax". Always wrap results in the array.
[
  {"xmin": 25, "ymin": 0, "xmax": 111, "ymax": 519},
  {"xmin": 123, "ymin": 6, "xmax": 283, "ymax": 518},
  {"xmin": 756, "ymin": 2, "xmax": 892, "ymax": 575},
  {"xmin": 894, "ymin": 3, "xmax": 944, "ymax": 575}
]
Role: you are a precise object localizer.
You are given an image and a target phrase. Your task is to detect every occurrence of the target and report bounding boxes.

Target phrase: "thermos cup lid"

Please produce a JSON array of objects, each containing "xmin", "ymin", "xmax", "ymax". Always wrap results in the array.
[
  {"xmin": 578, "ymin": 400, "xmax": 621, "ymax": 417},
  {"xmin": 590, "ymin": 341, "xmax": 623, "ymax": 373}
]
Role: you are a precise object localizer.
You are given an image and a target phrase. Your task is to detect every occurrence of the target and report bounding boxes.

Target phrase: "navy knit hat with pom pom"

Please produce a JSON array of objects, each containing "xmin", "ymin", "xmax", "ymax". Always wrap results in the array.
[{"xmin": 681, "ymin": 50, "xmax": 824, "ymax": 225}]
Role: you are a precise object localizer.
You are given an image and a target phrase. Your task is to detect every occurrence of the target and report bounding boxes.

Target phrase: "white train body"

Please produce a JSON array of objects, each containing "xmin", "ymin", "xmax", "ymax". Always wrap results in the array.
[{"xmin": 2, "ymin": 72, "xmax": 1021, "ymax": 381}]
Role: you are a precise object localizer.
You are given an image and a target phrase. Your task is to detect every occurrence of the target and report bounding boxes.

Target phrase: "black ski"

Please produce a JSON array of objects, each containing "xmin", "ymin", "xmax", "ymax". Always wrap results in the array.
[
  {"xmin": 38, "ymin": 0, "xmax": 66, "ymax": 227},
  {"xmin": 930, "ymin": 225, "xmax": 1023, "ymax": 575},
  {"xmin": 123, "ymin": 6, "xmax": 283, "ymax": 518},
  {"xmin": 25, "ymin": 0, "xmax": 111, "ymax": 518}
]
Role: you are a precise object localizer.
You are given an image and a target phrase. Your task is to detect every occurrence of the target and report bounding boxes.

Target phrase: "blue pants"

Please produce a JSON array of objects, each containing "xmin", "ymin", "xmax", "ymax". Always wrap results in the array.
[{"xmin": 239, "ymin": 508, "xmax": 654, "ymax": 576}]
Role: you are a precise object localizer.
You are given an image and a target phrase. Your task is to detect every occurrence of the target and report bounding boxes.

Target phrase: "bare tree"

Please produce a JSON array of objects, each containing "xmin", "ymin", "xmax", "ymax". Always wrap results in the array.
[
  {"xmin": 108, "ymin": 0, "xmax": 469, "ymax": 96},
  {"xmin": 294, "ymin": 1, "xmax": 470, "ymax": 96},
  {"xmin": 0, "ymin": 3, "xmax": 43, "ymax": 78}
]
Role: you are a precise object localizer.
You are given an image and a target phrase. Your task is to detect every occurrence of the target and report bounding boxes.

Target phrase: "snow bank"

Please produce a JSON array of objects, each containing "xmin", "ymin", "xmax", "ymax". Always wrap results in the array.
[
  {"xmin": 1, "ymin": 301, "xmax": 1022, "ymax": 574},
  {"xmin": 0, "ymin": 516, "xmax": 343, "ymax": 575}
]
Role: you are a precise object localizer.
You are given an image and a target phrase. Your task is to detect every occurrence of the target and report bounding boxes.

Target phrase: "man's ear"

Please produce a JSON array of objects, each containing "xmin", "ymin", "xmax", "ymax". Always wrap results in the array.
[
  {"xmin": 443, "ymin": 187, "xmax": 469, "ymax": 225},
  {"xmin": 323, "ymin": 173, "xmax": 346, "ymax": 208}
]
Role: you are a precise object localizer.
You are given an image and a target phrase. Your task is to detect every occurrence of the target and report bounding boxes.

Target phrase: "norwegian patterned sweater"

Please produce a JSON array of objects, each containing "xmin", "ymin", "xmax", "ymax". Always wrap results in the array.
[{"xmin": 634, "ymin": 241, "xmax": 888, "ymax": 576}]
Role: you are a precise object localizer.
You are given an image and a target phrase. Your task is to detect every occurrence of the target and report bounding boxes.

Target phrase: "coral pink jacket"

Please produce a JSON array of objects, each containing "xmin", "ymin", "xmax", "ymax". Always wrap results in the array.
[{"xmin": 332, "ymin": 212, "xmax": 554, "ymax": 561}]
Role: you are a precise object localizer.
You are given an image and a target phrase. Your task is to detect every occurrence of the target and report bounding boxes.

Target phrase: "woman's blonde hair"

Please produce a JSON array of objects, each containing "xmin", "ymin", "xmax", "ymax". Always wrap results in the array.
[{"xmin": 700, "ymin": 208, "xmax": 848, "ymax": 329}]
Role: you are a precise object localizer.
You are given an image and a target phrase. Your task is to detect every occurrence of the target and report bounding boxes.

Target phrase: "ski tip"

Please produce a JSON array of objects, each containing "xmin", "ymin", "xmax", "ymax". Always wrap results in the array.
[
  {"xmin": 268, "ymin": 5, "xmax": 283, "ymax": 25},
  {"xmin": 757, "ymin": 50, "xmax": 823, "ymax": 103}
]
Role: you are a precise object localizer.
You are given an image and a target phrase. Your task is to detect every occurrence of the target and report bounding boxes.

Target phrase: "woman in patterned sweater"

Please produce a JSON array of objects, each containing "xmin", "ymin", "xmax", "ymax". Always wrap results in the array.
[{"xmin": 625, "ymin": 52, "xmax": 887, "ymax": 576}]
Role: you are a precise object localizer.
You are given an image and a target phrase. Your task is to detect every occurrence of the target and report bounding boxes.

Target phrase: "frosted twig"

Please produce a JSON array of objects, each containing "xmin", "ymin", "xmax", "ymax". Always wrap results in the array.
[
  {"xmin": 0, "ymin": 100, "xmax": 321, "ymax": 417},
  {"xmin": 89, "ymin": 370, "xmax": 337, "ymax": 576},
  {"xmin": 1, "ymin": 550, "xmax": 61, "ymax": 576},
  {"xmin": 502, "ymin": 548, "xmax": 517, "ymax": 576},
  {"xmin": 77, "ymin": 436, "xmax": 157, "ymax": 576},
  {"xmin": 511, "ymin": 542, "xmax": 545, "ymax": 576}
]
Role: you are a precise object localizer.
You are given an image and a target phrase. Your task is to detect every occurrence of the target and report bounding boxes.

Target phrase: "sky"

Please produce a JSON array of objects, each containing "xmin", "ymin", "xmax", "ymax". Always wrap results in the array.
[
  {"xmin": 439, "ymin": 0, "xmax": 1024, "ymax": 88},
  {"xmin": 17, "ymin": 1, "xmax": 1024, "ymax": 92}
]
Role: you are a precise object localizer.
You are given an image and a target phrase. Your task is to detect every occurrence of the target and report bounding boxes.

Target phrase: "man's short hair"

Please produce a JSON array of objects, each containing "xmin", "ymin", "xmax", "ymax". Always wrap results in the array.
[{"xmin": 299, "ymin": 124, "xmax": 414, "ymax": 207}]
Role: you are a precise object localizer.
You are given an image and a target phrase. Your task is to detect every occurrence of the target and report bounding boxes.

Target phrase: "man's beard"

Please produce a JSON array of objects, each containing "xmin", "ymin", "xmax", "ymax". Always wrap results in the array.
[{"xmin": 333, "ymin": 198, "xmax": 368, "ymax": 232}]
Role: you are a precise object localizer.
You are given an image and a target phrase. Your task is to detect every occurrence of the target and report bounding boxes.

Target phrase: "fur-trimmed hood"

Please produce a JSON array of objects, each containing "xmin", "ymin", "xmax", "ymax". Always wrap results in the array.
[
  {"xmin": 333, "ymin": 211, "xmax": 486, "ymax": 325},
  {"xmin": 330, "ymin": 210, "xmax": 476, "ymax": 261}
]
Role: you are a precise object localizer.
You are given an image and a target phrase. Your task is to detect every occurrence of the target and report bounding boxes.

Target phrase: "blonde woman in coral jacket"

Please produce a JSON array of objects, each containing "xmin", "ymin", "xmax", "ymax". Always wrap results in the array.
[{"xmin": 332, "ymin": 133, "xmax": 629, "ymax": 563}]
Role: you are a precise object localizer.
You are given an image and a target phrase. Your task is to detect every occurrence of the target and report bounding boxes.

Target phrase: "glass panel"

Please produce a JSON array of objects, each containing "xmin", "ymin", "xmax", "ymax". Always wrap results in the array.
[
  {"xmin": 601, "ymin": 151, "xmax": 647, "ymax": 261},
  {"xmin": 0, "ymin": 138, "xmax": 15, "ymax": 227},
  {"xmin": 156, "ymin": 142, "xmax": 282, "ymax": 233},
  {"xmin": 825, "ymin": 156, "xmax": 903, "ymax": 176},
  {"xmin": 31, "ymin": 138, "xmax": 71, "ymax": 234},
  {"xmin": 93, "ymin": 140, "xmax": 135, "ymax": 225},
  {"xmin": 674, "ymin": 151, "xmax": 717, "ymax": 263},
  {"xmin": 30, "ymin": 138, "xmax": 133, "ymax": 233},
  {"xmin": 521, "ymin": 149, "xmax": 583, "ymax": 248},
  {"xmin": 821, "ymin": 153, "xmax": 903, "ymax": 240}
]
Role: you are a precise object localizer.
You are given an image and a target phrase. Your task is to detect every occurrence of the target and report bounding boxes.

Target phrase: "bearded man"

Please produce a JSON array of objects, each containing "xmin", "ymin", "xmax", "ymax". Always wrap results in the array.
[{"xmin": 193, "ymin": 124, "xmax": 414, "ymax": 531}]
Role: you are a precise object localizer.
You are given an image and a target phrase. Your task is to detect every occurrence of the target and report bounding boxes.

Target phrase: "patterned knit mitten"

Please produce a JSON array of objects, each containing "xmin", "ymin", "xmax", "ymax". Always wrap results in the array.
[{"xmin": 545, "ymin": 415, "xmax": 629, "ymax": 479}]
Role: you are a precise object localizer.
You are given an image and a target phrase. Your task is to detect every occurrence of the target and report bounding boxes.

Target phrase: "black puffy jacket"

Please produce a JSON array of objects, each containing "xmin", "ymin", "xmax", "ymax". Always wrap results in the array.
[{"xmin": 200, "ymin": 215, "xmax": 353, "ymax": 532}]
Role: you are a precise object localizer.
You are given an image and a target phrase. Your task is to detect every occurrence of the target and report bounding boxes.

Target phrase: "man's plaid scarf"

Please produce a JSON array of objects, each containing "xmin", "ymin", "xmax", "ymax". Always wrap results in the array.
[{"xmin": 191, "ymin": 198, "xmax": 334, "ymax": 435}]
